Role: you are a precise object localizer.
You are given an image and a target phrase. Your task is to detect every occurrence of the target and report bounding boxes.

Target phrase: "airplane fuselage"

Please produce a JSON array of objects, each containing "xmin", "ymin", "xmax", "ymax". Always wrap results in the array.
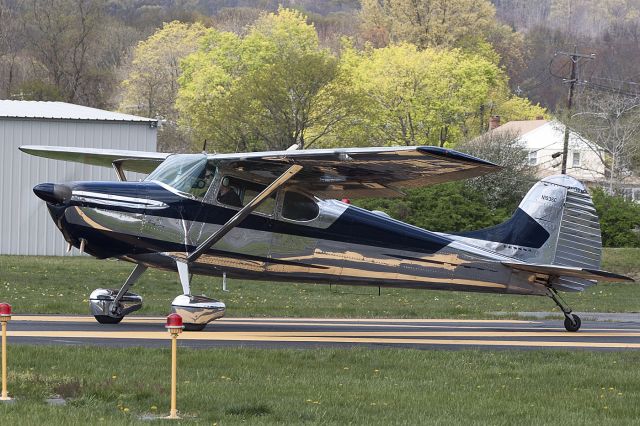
[{"xmin": 43, "ymin": 180, "xmax": 547, "ymax": 297}]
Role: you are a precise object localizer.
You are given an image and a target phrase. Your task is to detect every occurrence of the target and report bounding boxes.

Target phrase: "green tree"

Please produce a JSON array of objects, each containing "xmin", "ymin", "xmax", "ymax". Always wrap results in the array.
[
  {"xmin": 177, "ymin": 8, "xmax": 355, "ymax": 152},
  {"xmin": 359, "ymin": 0, "xmax": 524, "ymax": 70},
  {"xmin": 120, "ymin": 21, "xmax": 208, "ymax": 152},
  {"xmin": 591, "ymin": 187, "xmax": 640, "ymax": 247},
  {"xmin": 356, "ymin": 181, "xmax": 512, "ymax": 232},
  {"xmin": 343, "ymin": 43, "xmax": 543, "ymax": 147}
]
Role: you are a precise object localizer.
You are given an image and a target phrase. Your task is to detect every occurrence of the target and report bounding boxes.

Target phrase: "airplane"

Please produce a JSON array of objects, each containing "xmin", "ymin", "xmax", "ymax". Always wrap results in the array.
[{"xmin": 21, "ymin": 144, "xmax": 633, "ymax": 331}]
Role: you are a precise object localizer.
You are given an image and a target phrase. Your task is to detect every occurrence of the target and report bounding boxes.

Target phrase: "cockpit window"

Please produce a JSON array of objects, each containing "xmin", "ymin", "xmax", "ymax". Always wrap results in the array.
[
  {"xmin": 281, "ymin": 191, "xmax": 319, "ymax": 221},
  {"xmin": 217, "ymin": 176, "xmax": 275, "ymax": 215},
  {"xmin": 146, "ymin": 154, "xmax": 216, "ymax": 199}
]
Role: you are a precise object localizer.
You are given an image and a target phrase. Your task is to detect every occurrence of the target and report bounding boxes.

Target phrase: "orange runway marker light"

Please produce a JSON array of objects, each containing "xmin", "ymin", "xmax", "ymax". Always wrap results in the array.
[
  {"xmin": 165, "ymin": 313, "xmax": 184, "ymax": 419},
  {"xmin": 0, "ymin": 303, "xmax": 12, "ymax": 402}
]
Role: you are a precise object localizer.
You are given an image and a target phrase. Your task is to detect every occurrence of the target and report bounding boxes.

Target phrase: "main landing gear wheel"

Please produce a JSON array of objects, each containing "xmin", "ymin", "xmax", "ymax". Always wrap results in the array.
[
  {"xmin": 183, "ymin": 323, "xmax": 207, "ymax": 331},
  {"xmin": 94, "ymin": 315, "xmax": 123, "ymax": 324},
  {"xmin": 564, "ymin": 314, "xmax": 581, "ymax": 332}
]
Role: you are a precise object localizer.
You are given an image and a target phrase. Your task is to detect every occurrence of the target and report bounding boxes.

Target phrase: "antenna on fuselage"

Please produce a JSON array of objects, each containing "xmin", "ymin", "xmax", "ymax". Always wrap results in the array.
[{"xmin": 202, "ymin": 139, "xmax": 208, "ymax": 153}]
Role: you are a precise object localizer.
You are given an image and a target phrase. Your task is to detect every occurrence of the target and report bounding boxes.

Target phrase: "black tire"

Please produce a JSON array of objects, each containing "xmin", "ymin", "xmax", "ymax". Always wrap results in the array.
[
  {"xmin": 183, "ymin": 323, "xmax": 207, "ymax": 331},
  {"xmin": 94, "ymin": 315, "xmax": 123, "ymax": 324},
  {"xmin": 564, "ymin": 314, "xmax": 581, "ymax": 332}
]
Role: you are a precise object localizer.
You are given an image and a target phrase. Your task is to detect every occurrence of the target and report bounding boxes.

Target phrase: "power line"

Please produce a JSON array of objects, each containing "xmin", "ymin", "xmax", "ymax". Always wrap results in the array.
[
  {"xmin": 581, "ymin": 80, "xmax": 640, "ymax": 98},
  {"xmin": 515, "ymin": 57, "xmax": 557, "ymax": 94}
]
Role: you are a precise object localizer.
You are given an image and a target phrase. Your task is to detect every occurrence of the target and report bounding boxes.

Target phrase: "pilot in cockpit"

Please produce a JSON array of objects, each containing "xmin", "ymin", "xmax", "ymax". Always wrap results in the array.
[{"xmin": 217, "ymin": 177, "xmax": 242, "ymax": 207}]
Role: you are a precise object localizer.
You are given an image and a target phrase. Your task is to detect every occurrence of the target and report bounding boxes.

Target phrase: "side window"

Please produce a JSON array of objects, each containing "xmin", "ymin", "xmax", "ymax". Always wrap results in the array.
[
  {"xmin": 282, "ymin": 191, "xmax": 319, "ymax": 221},
  {"xmin": 189, "ymin": 161, "xmax": 217, "ymax": 199},
  {"xmin": 216, "ymin": 176, "xmax": 275, "ymax": 215}
]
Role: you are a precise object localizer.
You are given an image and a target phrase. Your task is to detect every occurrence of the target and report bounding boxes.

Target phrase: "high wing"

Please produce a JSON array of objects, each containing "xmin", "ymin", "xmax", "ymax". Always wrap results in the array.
[
  {"xmin": 19, "ymin": 145, "xmax": 169, "ymax": 174},
  {"xmin": 213, "ymin": 146, "xmax": 499, "ymax": 198},
  {"xmin": 19, "ymin": 145, "xmax": 499, "ymax": 198}
]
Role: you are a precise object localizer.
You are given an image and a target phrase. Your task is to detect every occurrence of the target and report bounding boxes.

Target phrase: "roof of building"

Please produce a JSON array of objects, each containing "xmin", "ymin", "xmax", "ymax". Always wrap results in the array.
[
  {"xmin": 0, "ymin": 100, "xmax": 156, "ymax": 123},
  {"xmin": 490, "ymin": 119, "xmax": 548, "ymax": 136}
]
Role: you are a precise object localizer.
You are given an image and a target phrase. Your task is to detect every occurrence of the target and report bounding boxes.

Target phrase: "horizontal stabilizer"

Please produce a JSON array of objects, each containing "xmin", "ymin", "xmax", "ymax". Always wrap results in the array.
[{"xmin": 503, "ymin": 262, "xmax": 634, "ymax": 283}]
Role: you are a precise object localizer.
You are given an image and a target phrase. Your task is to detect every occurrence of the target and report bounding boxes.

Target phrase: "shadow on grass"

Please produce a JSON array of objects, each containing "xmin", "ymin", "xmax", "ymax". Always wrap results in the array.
[{"xmin": 226, "ymin": 403, "xmax": 272, "ymax": 416}]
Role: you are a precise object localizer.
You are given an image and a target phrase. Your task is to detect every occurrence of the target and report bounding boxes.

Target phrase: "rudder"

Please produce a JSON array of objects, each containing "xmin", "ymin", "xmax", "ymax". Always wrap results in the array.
[{"xmin": 457, "ymin": 175, "xmax": 602, "ymax": 290}]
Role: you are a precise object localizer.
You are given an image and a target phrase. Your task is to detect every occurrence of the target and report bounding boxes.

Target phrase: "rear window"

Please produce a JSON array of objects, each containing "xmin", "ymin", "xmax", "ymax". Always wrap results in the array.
[
  {"xmin": 282, "ymin": 191, "xmax": 319, "ymax": 221},
  {"xmin": 217, "ymin": 176, "xmax": 275, "ymax": 215}
]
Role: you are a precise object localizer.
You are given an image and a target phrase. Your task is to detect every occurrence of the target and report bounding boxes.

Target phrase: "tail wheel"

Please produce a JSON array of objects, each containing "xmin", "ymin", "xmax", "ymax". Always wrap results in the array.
[
  {"xmin": 183, "ymin": 323, "xmax": 207, "ymax": 331},
  {"xmin": 564, "ymin": 314, "xmax": 581, "ymax": 332},
  {"xmin": 94, "ymin": 315, "xmax": 123, "ymax": 325}
]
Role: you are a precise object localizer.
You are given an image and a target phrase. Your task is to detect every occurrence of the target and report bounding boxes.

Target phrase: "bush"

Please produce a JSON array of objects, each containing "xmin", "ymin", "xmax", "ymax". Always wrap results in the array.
[
  {"xmin": 355, "ymin": 181, "xmax": 513, "ymax": 233},
  {"xmin": 591, "ymin": 188, "xmax": 640, "ymax": 247}
]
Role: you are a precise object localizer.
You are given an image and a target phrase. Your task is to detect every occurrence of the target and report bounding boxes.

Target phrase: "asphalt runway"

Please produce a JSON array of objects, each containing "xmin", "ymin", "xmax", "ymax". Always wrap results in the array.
[{"xmin": 5, "ymin": 315, "xmax": 640, "ymax": 350}]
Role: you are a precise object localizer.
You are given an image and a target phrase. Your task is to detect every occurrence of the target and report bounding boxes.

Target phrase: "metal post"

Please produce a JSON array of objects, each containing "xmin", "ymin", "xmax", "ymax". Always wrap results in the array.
[
  {"xmin": 1, "ymin": 321, "xmax": 7, "ymax": 400},
  {"xmin": 561, "ymin": 47, "xmax": 577, "ymax": 174},
  {"xmin": 165, "ymin": 313, "xmax": 183, "ymax": 419},
  {"xmin": 0, "ymin": 303, "xmax": 11, "ymax": 402},
  {"xmin": 222, "ymin": 272, "xmax": 228, "ymax": 292},
  {"xmin": 169, "ymin": 334, "xmax": 178, "ymax": 419}
]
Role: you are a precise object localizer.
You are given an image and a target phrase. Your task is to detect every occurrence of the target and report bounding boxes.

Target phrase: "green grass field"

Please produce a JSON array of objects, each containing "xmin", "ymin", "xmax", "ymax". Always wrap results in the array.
[
  {"xmin": 0, "ymin": 251, "xmax": 638, "ymax": 425},
  {"xmin": 0, "ymin": 248, "xmax": 638, "ymax": 318},
  {"xmin": 1, "ymin": 248, "xmax": 639, "ymax": 318},
  {"xmin": 0, "ymin": 346, "xmax": 639, "ymax": 425}
]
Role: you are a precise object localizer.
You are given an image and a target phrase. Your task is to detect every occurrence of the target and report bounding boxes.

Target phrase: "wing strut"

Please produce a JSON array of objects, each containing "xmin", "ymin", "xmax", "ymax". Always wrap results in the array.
[
  {"xmin": 112, "ymin": 160, "xmax": 127, "ymax": 182},
  {"xmin": 186, "ymin": 164, "xmax": 303, "ymax": 263}
]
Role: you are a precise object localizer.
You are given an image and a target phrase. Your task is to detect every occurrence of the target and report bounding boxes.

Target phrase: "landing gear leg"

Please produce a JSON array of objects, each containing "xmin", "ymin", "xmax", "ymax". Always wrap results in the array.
[
  {"xmin": 171, "ymin": 260, "xmax": 225, "ymax": 331},
  {"xmin": 176, "ymin": 261, "xmax": 203, "ymax": 331},
  {"xmin": 91, "ymin": 264, "xmax": 147, "ymax": 324},
  {"xmin": 547, "ymin": 288, "xmax": 581, "ymax": 332}
]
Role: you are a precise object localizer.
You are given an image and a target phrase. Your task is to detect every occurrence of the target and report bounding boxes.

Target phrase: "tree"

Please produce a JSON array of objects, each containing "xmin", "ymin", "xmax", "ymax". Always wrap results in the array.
[
  {"xmin": 356, "ymin": 181, "xmax": 513, "ymax": 232},
  {"xmin": 591, "ymin": 187, "xmax": 640, "ymax": 247},
  {"xmin": 119, "ymin": 21, "xmax": 208, "ymax": 152},
  {"xmin": 570, "ymin": 89, "xmax": 640, "ymax": 192},
  {"xmin": 342, "ymin": 43, "xmax": 544, "ymax": 147},
  {"xmin": 457, "ymin": 129, "xmax": 538, "ymax": 210},
  {"xmin": 359, "ymin": 0, "xmax": 524, "ymax": 70},
  {"xmin": 177, "ymin": 8, "xmax": 355, "ymax": 152},
  {"xmin": 0, "ymin": 0, "xmax": 22, "ymax": 98},
  {"xmin": 22, "ymin": 0, "xmax": 106, "ymax": 104}
]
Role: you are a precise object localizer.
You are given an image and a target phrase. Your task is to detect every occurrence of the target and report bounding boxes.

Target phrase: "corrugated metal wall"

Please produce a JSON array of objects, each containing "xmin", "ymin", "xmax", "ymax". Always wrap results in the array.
[{"xmin": 0, "ymin": 119, "xmax": 157, "ymax": 255}]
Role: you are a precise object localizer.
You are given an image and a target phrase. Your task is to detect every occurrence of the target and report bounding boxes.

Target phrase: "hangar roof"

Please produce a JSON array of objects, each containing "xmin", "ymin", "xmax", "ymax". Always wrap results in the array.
[{"xmin": 0, "ymin": 100, "xmax": 156, "ymax": 123}]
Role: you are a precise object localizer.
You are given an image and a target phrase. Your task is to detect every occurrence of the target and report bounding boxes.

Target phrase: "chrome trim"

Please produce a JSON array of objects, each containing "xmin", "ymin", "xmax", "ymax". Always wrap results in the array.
[
  {"xmin": 89, "ymin": 288, "xmax": 143, "ymax": 317},
  {"xmin": 72, "ymin": 190, "xmax": 168, "ymax": 209},
  {"xmin": 171, "ymin": 294, "xmax": 226, "ymax": 325}
]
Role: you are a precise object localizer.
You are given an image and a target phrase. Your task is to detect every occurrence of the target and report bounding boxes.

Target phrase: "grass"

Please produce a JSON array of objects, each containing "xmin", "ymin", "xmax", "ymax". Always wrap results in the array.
[
  {"xmin": 0, "ymin": 248, "xmax": 638, "ymax": 318},
  {"xmin": 0, "ymin": 346, "xmax": 639, "ymax": 425}
]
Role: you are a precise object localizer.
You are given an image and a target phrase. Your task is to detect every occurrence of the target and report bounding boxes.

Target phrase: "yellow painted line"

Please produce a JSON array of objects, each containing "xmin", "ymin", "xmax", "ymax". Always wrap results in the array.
[
  {"xmin": 10, "ymin": 316, "xmax": 640, "ymax": 333},
  {"xmin": 8, "ymin": 329, "xmax": 640, "ymax": 339},
  {"xmin": 10, "ymin": 315, "xmax": 536, "ymax": 324},
  {"xmin": 6, "ymin": 330, "xmax": 640, "ymax": 349},
  {"xmin": 11, "ymin": 316, "xmax": 165, "ymax": 323},
  {"xmin": 213, "ymin": 331, "xmax": 640, "ymax": 338}
]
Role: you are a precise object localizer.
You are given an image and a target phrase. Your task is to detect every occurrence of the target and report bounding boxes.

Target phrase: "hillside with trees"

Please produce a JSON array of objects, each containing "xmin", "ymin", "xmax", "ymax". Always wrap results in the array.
[{"xmin": 0, "ymin": 0, "xmax": 637, "ymax": 244}]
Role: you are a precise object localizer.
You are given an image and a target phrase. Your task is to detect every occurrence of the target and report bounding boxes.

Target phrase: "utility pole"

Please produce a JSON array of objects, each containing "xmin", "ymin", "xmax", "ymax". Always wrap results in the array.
[{"xmin": 556, "ymin": 47, "xmax": 595, "ymax": 174}]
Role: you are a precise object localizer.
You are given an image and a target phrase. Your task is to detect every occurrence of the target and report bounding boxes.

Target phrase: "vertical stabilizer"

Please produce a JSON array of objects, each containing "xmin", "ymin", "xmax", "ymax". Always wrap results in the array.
[{"xmin": 455, "ymin": 175, "xmax": 602, "ymax": 290}]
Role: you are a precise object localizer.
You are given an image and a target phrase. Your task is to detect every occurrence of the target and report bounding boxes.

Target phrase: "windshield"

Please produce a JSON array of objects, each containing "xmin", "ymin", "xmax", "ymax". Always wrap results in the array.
[{"xmin": 146, "ymin": 154, "xmax": 216, "ymax": 198}]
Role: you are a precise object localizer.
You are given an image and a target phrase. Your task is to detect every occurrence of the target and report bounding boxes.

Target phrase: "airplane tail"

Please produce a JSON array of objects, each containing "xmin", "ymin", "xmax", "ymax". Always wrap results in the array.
[{"xmin": 458, "ymin": 175, "xmax": 606, "ymax": 291}]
